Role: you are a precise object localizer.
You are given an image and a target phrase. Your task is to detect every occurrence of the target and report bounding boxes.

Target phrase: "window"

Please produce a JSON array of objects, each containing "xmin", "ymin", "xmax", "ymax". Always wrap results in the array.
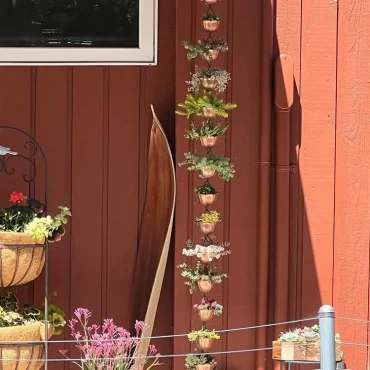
[{"xmin": 0, "ymin": 0, "xmax": 157, "ymax": 65}]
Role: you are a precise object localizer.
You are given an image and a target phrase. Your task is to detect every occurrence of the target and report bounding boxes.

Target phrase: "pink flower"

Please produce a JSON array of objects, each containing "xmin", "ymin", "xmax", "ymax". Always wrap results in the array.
[{"xmin": 59, "ymin": 349, "xmax": 68, "ymax": 357}]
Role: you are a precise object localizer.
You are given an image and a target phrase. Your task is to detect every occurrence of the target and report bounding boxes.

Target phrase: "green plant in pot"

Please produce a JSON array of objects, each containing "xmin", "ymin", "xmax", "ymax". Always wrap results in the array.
[
  {"xmin": 188, "ymin": 328, "xmax": 220, "ymax": 350},
  {"xmin": 202, "ymin": 13, "xmax": 222, "ymax": 32},
  {"xmin": 183, "ymin": 39, "xmax": 228, "ymax": 61},
  {"xmin": 185, "ymin": 354, "xmax": 217, "ymax": 370},
  {"xmin": 196, "ymin": 211, "xmax": 221, "ymax": 235},
  {"xmin": 176, "ymin": 93, "xmax": 237, "ymax": 119},
  {"xmin": 186, "ymin": 66, "xmax": 231, "ymax": 93},
  {"xmin": 195, "ymin": 183, "xmax": 218, "ymax": 206},
  {"xmin": 177, "ymin": 261, "xmax": 228, "ymax": 294},
  {"xmin": 193, "ymin": 298, "xmax": 223, "ymax": 322},
  {"xmin": 185, "ymin": 121, "xmax": 228, "ymax": 148},
  {"xmin": 179, "ymin": 150, "xmax": 235, "ymax": 181}
]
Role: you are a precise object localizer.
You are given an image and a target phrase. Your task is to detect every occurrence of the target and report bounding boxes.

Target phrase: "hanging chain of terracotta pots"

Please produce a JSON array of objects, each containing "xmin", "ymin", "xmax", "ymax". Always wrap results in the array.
[{"xmin": 176, "ymin": 1, "xmax": 236, "ymax": 369}]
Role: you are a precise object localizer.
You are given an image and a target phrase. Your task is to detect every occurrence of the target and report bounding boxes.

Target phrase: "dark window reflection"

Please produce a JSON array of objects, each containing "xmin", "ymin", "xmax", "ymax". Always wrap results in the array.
[{"xmin": 0, "ymin": 0, "xmax": 139, "ymax": 47}]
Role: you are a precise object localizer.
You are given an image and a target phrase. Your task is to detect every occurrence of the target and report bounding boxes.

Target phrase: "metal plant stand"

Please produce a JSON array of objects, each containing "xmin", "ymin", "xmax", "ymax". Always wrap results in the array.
[{"xmin": 0, "ymin": 126, "xmax": 49, "ymax": 370}]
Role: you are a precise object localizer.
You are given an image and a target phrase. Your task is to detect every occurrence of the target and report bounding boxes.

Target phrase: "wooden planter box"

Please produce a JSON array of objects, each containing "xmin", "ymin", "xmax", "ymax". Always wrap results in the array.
[
  {"xmin": 0, "ymin": 232, "xmax": 45, "ymax": 287},
  {"xmin": 272, "ymin": 341, "xmax": 342, "ymax": 362}
]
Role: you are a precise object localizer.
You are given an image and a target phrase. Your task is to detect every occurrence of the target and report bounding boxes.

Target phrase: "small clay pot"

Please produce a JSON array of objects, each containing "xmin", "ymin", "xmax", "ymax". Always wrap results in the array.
[
  {"xmin": 202, "ymin": 107, "xmax": 216, "ymax": 118},
  {"xmin": 198, "ymin": 280, "xmax": 213, "ymax": 293},
  {"xmin": 200, "ymin": 136, "xmax": 218, "ymax": 148},
  {"xmin": 199, "ymin": 222, "xmax": 216, "ymax": 234},
  {"xmin": 203, "ymin": 20, "xmax": 221, "ymax": 32},
  {"xmin": 201, "ymin": 167, "xmax": 216, "ymax": 178},
  {"xmin": 204, "ymin": 0, "xmax": 217, "ymax": 4},
  {"xmin": 196, "ymin": 364, "xmax": 216, "ymax": 370},
  {"xmin": 202, "ymin": 50, "xmax": 219, "ymax": 61},
  {"xmin": 199, "ymin": 194, "xmax": 217, "ymax": 206},
  {"xmin": 200, "ymin": 252, "xmax": 211, "ymax": 264},
  {"xmin": 197, "ymin": 338, "xmax": 214, "ymax": 350},
  {"xmin": 202, "ymin": 78, "xmax": 218, "ymax": 90},
  {"xmin": 198, "ymin": 309, "xmax": 214, "ymax": 322}
]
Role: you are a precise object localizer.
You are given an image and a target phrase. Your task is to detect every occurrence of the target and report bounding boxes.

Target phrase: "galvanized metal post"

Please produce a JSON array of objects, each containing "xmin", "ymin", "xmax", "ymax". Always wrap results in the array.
[{"xmin": 318, "ymin": 305, "xmax": 336, "ymax": 370}]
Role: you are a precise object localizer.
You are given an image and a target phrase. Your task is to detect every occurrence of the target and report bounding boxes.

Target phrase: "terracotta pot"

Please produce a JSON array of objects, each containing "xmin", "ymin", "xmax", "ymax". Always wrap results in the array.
[
  {"xmin": 203, "ymin": 20, "xmax": 221, "ymax": 32},
  {"xmin": 198, "ymin": 280, "xmax": 213, "ymax": 293},
  {"xmin": 202, "ymin": 78, "xmax": 218, "ymax": 90},
  {"xmin": 196, "ymin": 364, "xmax": 217, "ymax": 370},
  {"xmin": 200, "ymin": 136, "xmax": 218, "ymax": 148},
  {"xmin": 199, "ymin": 222, "xmax": 216, "ymax": 234},
  {"xmin": 0, "ymin": 322, "xmax": 54, "ymax": 370},
  {"xmin": 198, "ymin": 309, "xmax": 214, "ymax": 322},
  {"xmin": 197, "ymin": 338, "xmax": 214, "ymax": 350},
  {"xmin": 200, "ymin": 252, "xmax": 211, "ymax": 264},
  {"xmin": 202, "ymin": 50, "xmax": 219, "ymax": 61},
  {"xmin": 201, "ymin": 167, "xmax": 216, "ymax": 178},
  {"xmin": 0, "ymin": 232, "xmax": 46, "ymax": 287},
  {"xmin": 202, "ymin": 107, "xmax": 217, "ymax": 118},
  {"xmin": 199, "ymin": 194, "xmax": 217, "ymax": 206}
]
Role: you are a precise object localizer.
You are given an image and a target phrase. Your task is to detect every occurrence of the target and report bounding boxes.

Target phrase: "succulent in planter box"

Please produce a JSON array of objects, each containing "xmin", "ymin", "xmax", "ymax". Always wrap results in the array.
[
  {"xmin": 194, "ymin": 298, "xmax": 223, "ymax": 322},
  {"xmin": 183, "ymin": 39, "xmax": 228, "ymax": 61},
  {"xmin": 0, "ymin": 192, "xmax": 71, "ymax": 287},
  {"xmin": 183, "ymin": 240, "xmax": 231, "ymax": 263},
  {"xmin": 186, "ymin": 66, "xmax": 231, "ymax": 93},
  {"xmin": 188, "ymin": 328, "xmax": 220, "ymax": 350},
  {"xmin": 185, "ymin": 354, "xmax": 217, "ymax": 370},
  {"xmin": 202, "ymin": 13, "xmax": 222, "ymax": 32},
  {"xmin": 176, "ymin": 93, "xmax": 237, "ymax": 119},
  {"xmin": 177, "ymin": 261, "xmax": 228, "ymax": 294},
  {"xmin": 178, "ymin": 150, "xmax": 235, "ymax": 181}
]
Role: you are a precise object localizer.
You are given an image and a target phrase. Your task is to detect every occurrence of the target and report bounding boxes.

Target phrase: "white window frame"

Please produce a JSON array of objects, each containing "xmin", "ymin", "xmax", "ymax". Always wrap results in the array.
[{"xmin": 0, "ymin": 0, "xmax": 158, "ymax": 66}]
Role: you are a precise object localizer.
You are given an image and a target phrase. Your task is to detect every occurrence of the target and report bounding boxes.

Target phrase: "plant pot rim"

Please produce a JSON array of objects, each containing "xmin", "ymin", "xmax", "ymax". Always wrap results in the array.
[{"xmin": 0, "ymin": 232, "xmax": 45, "ymax": 246}]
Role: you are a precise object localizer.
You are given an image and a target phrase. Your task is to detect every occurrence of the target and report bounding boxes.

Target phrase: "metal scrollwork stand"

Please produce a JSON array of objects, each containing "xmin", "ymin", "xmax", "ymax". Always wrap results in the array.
[{"xmin": 0, "ymin": 126, "xmax": 49, "ymax": 370}]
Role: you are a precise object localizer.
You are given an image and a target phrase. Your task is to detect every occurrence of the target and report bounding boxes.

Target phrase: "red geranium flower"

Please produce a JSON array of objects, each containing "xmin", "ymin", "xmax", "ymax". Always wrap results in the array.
[{"xmin": 9, "ymin": 191, "xmax": 24, "ymax": 203}]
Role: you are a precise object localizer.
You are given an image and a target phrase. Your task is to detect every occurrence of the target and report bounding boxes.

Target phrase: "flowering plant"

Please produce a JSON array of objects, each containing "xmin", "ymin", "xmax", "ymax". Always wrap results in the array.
[
  {"xmin": 0, "ymin": 191, "xmax": 71, "ymax": 243},
  {"xmin": 177, "ymin": 261, "xmax": 228, "ymax": 294},
  {"xmin": 193, "ymin": 298, "xmax": 223, "ymax": 316},
  {"xmin": 196, "ymin": 211, "xmax": 220, "ymax": 224},
  {"xmin": 61, "ymin": 308, "xmax": 162, "ymax": 370},
  {"xmin": 182, "ymin": 240, "xmax": 231, "ymax": 262}
]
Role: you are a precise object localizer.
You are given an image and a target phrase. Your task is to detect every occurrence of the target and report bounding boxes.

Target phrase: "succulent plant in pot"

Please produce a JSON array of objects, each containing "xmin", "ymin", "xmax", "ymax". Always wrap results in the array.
[
  {"xmin": 186, "ymin": 66, "xmax": 231, "ymax": 93},
  {"xmin": 179, "ymin": 150, "xmax": 235, "ymax": 181},
  {"xmin": 194, "ymin": 298, "xmax": 223, "ymax": 322},
  {"xmin": 183, "ymin": 239, "xmax": 231, "ymax": 263},
  {"xmin": 195, "ymin": 183, "xmax": 218, "ymax": 206},
  {"xmin": 177, "ymin": 261, "xmax": 228, "ymax": 294},
  {"xmin": 202, "ymin": 13, "xmax": 222, "ymax": 32},
  {"xmin": 196, "ymin": 211, "xmax": 221, "ymax": 234},
  {"xmin": 185, "ymin": 121, "xmax": 228, "ymax": 148},
  {"xmin": 185, "ymin": 354, "xmax": 217, "ymax": 370},
  {"xmin": 176, "ymin": 94, "xmax": 237, "ymax": 119},
  {"xmin": 183, "ymin": 39, "xmax": 228, "ymax": 61},
  {"xmin": 188, "ymin": 328, "xmax": 220, "ymax": 350}
]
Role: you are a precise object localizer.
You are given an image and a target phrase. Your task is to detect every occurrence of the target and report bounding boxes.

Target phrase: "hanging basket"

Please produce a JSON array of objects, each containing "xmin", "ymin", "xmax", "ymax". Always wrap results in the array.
[
  {"xmin": 201, "ymin": 168, "xmax": 216, "ymax": 179},
  {"xmin": 198, "ymin": 280, "xmax": 213, "ymax": 293},
  {"xmin": 0, "ymin": 232, "xmax": 45, "ymax": 287},
  {"xmin": 200, "ymin": 136, "xmax": 218, "ymax": 148},
  {"xmin": 199, "ymin": 194, "xmax": 217, "ymax": 206},
  {"xmin": 197, "ymin": 338, "xmax": 214, "ymax": 350},
  {"xmin": 0, "ymin": 322, "xmax": 53, "ymax": 370},
  {"xmin": 196, "ymin": 364, "xmax": 217, "ymax": 370},
  {"xmin": 198, "ymin": 309, "xmax": 214, "ymax": 322}
]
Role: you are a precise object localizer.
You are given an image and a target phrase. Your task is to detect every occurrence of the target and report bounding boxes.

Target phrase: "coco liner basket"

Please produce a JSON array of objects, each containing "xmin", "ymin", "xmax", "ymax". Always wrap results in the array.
[
  {"xmin": 0, "ymin": 322, "xmax": 53, "ymax": 370},
  {"xmin": 0, "ymin": 232, "xmax": 45, "ymax": 287}
]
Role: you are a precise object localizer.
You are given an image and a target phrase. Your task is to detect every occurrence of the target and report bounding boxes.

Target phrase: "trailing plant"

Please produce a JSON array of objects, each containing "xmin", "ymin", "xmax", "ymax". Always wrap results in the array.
[
  {"xmin": 176, "ymin": 94, "xmax": 237, "ymax": 118},
  {"xmin": 195, "ymin": 183, "xmax": 217, "ymax": 195},
  {"xmin": 185, "ymin": 354, "xmax": 216, "ymax": 370},
  {"xmin": 177, "ymin": 261, "xmax": 228, "ymax": 293},
  {"xmin": 182, "ymin": 241, "xmax": 231, "ymax": 261},
  {"xmin": 186, "ymin": 66, "xmax": 231, "ymax": 93},
  {"xmin": 0, "ymin": 191, "xmax": 71, "ymax": 243},
  {"xmin": 196, "ymin": 211, "xmax": 220, "ymax": 224},
  {"xmin": 188, "ymin": 328, "xmax": 220, "ymax": 341},
  {"xmin": 193, "ymin": 298, "xmax": 223, "ymax": 316},
  {"xmin": 183, "ymin": 39, "xmax": 228, "ymax": 61},
  {"xmin": 60, "ymin": 308, "xmax": 162, "ymax": 370},
  {"xmin": 202, "ymin": 13, "xmax": 222, "ymax": 21},
  {"xmin": 0, "ymin": 291, "xmax": 65, "ymax": 334},
  {"xmin": 185, "ymin": 122, "xmax": 228, "ymax": 140},
  {"xmin": 178, "ymin": 150, "xmax": 235, "ymax": 181}
]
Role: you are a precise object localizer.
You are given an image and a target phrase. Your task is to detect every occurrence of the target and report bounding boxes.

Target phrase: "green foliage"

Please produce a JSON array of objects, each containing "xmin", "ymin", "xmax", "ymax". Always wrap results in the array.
[
  {"xmin": 178, "ymin": 150, "xmax": 235, "ymax": 182},
  {"xmin": 186, "ymin": 66, "xmax": 231, "ymax": 93},
  {"xmin": 197, "ymin": 211, "xmax": 220, "ymax": 224},
  {"xmin": 183, "ymin": 39, "xmax": 228, "ymax": 61},
  {"xmin": 195, "ymin": 183, "xmax": 218, "ymax": 195},
  {"xmin": 202, "ymin": 13, "xmax": 222, "ymax": 21},
  {"xmin": 177, "ymin": 261, "xmax": 228, "ymax": 293},
  {"xmin": 0, "ymin": 292, "xmax": 65, "ymax": 334},
  {"xmin": 176, "ymin": 94, "xmax": 237, "ymax": 118},
  {"xmin": 0, "ymin": 206, "xmax": 38, "ymax": 233},
  {"xmin": 185, "ymin": 121, "xmax": 228, "ymax": 140},
  {"xmin": 185, "ymin": 354, "xmax": 216, "ymax": 370},
  {"xmin": 187, "ymin": 328, "xmax": 220, "ymax": 341}
]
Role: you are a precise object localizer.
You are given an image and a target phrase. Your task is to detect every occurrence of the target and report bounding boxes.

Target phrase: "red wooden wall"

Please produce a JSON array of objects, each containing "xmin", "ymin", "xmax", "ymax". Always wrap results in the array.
[{"xmin": 0, "ymin": 0, "xmax": 369, "ymax": 369}]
